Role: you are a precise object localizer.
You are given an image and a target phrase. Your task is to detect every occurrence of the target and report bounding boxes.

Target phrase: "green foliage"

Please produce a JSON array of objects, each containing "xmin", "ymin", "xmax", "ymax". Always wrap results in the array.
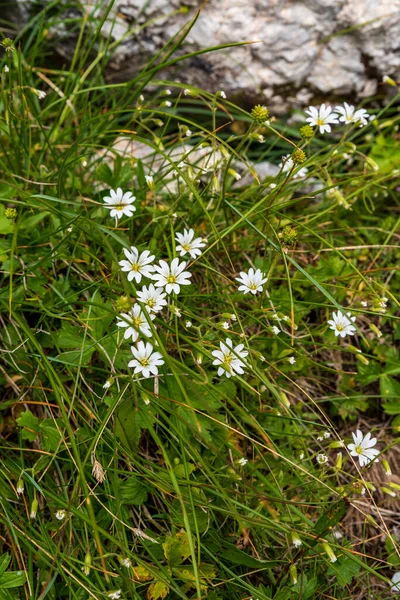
[{"xmin": 0, "ymin": 3, "xmax": 399, "ymax": 600}]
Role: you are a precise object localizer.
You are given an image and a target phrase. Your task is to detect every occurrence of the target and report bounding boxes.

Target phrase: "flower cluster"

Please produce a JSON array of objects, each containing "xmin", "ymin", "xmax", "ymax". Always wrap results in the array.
[{"xmin": 305, "ymin": 103, "xmax": 371, "ymax": 134}]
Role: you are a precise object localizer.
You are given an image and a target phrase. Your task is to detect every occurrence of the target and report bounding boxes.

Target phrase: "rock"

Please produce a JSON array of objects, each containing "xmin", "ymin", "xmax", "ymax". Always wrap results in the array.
[{"xmin": 8, "ymin": 0, "xmax": 400, "ymax": 110}]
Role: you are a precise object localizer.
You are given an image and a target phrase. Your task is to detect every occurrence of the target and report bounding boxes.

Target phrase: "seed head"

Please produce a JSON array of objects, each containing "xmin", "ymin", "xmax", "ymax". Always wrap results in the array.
[
  {"xmin": 291, "ymin": 148, "xmax": 307, "ymax": 164},
  {"xmin": 279, "ymin": 225, "xmax": 297, "ymax": 246},
  {"xmin": 251, "ymin": 104, "xmax": 269, "ymax": 123},
  {"xmin": 115, "ymin": 295, "xmax": 131, "ymax": 313},
  {"xmin": 5, "ymin": 207, "xmax": 17, "ymax": 220},
  {"xmin": 299, "ymin": 124, "xmax": 314, "ymax": 139},
  {"xmin": 1, "ymin": 38, "xmax": 15, "ymax": 52}
]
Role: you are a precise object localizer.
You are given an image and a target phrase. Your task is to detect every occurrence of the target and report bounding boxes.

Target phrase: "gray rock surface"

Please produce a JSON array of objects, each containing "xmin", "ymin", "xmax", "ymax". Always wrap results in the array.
[{"xmin": 10, "ymin": 0, "xmax": 400, "ymax": 109}]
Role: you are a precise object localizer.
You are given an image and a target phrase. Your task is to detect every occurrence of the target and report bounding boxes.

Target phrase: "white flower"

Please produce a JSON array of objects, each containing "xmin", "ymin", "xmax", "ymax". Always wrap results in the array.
[
  {"xmin": 288, "ymin": 356, "xmax": 296, "ymax": 365},
  {"xmin": 212, "ymin": 337, "xmax": 248, "ymax": 378},
  {"xmin": 280, "ymin": 155, "xmax": 308, "ymax": 178},
  {"xmin": 175, "ymin": 229, "xmax": 206, "ymax": 259},
  {"xmin": 162, "ymin": 100, "xmax": 172, "ymax": 107},
  {"xmin": 235, "ymin": 268, "xmax": 268, "ymax": 295},
  {"xmin": 103, "ymin": 188, "xmax": 136, "ymax": 219},
  {"xmin": 172, "ymin": 306, "xmax": 182, "ymax": 317},
  {"xmin": 222, "ymin": 321, "xmax": 230, "ymax": 330},
  {"xmin": 145, "ymin": 175, "xmax": 154, "ymax": 189},
  {"xmin": 163, "ymin": 89, "xmax": 171, "ymax": 96},
  {"xmin": 323, "ymin": 431, "xmax": 331, "ymax": 438},
  {"xmin": 55, "ymin": 510, "xmax": 66, "ymax": 520},
  {"xmin": 185, "ymin": 128, "xmax": 192, "ymax": 137},
  {"xmin": 292, "ymin": 534, "xmax": 302, "ymax": 548},
  {"xmin": 16, "ymin": 483, "xmax": 24, "ymax": 495},
  {"xmin": 120, "ymin": 557, "xmax": 132, "ymax": 568},
  {"xmin": 4, "ymin": 65, "xmax": 9, "ymax": 73},
  {"xmin": 391, "ymin": 572, "xmax": 400, "ymax": 593},
  {"xmin": 128, "ymin": 341, "xmax": 164, "ymax": 378},
  {"xmin": 33, "ymin": 89, "xmax": 46, "ymax": 100},
  {"xmin": 108, "ymin": 591, "xmax": 122, "ymax": 600},
  {"xmin": 361, "ymin": 300, "xmax": 368, "ymax": 307},
  {"xmin": 305, "ymin": 104, "xmax": 339, "ymax": 134},
  {"xmin": 103, "ymin": 378, "xmax": 112, "ymax": 390},
  {"xmin": 118, "ymin": 247, "xmax": 155, "ymax": 283},
  {"xmin": 327, "ymin": 310, "xmax": 356, "ymax": 338},
  {"xmin": 230, "ymin": 314, "xmax": 237, "ymax": 321},
  {"xmin": 316, "ymin": 453, "xmax": 328, "ymax": 465},
  {"xmin": 272, "ymin": 326, "xmax": 280, "ymax": 335},
  {"xmin": 347, "ymin": 430, "xmax": 379, "ymax": 467},
  {"xmin": 116, "ymin": 305, "xmax": 155, "ymax": 342},
  {"xmin": 185, "ymin": 320, "xmax": 192, "ymax": 328},
  {"xmin": 317, "ymin": 436, "xmax": 324, "ymax": 442},
  {"xmin": 238, "ymin": 457, "xmax": 248, "ymax": 466},
  {"xmin": 335, "ymin": 102, "xmax": 370, "ymax": 127},
  {"xmin": 152, "ymin": 258, "xmax": 192, "ymax": 294},
  {"xmin": 136, "ymin": 284, "xmax": 167, "ymax": 313},
  {"xmin": 217, "ymin": 90, "xmax": 227, "ymax": 98}
]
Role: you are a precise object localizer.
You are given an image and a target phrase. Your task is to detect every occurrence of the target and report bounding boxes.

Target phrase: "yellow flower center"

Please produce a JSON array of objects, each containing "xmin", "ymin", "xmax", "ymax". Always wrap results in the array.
[
  {"xmin": 336, "ymin": 324, "xmax": 344, "ymax": 331},
  {"xmin": 115, "ymin": 204, "xmax": 125, "ymax": 210},
  {"xmin": 140, "ymin": 358, "xmax": 150, "ymax": 367},
  {"xmin": 249, "ymin": 283, "xmax": 258, "ymax": 290},
  {"xmin": 316, "ymin": 118, "xmax": 325, "ymax": 126},
  {"xmin": 223, "ymin": 353, "xmax": 233, "ymax": 370},
  {"xmin": 167, "ymin": 274, "xmax": 177, "ymax": 284},
  {"xmin": 147, "ymin": 298, "xmax": 156, "ymax": 308},
  {"xmin": 182, "ymin": 243, "xmax": 191, "ymax": 251},
  {"xmin": 131, "ymin": 263, "xmax": 140, "ymax": 272},
  {"xmin": 355, "ymin": 445, "xmax": 363, "ymax": 455},
  {"xmin": 133, "ymin": 317, "xmax": 142, "ymax": 329}
]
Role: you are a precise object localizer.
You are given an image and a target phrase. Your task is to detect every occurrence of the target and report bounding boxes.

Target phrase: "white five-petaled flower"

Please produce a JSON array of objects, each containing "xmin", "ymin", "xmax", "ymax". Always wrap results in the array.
[
  {"xmin": 347, "ymin": 430, "xmax": 379, "ymax": 467},
  {"xmin": 327, "ymin": 310, "xmax": 356, "ymax": 338},
  {"xmin": 55, "ymin": 510, "xmax": 66, "ymax": 520},
  {"xmin": 108, "ymin": 591, "xmax": 122, "ymax": 600},
  {"xmin": 212, "ymin": 337, "xmax": 248, "ymax": 378},
  {"xmin": 238, "ymin": 457, "xmax": 248, "ymax": 466},
  {"xmin": 288, "ymin": 356, "xmax": 296, "ymax": 365},
  {"xmin": 118, "ymin": 247, "xmax": 155, "ymax": 283},
  {"xmin": 136, "ymin": 284, "xmax": 167, "ymax": 313},
  {"xmin": 175, "ymin": 228, "xmax": 206, "ymax": 259},
  {"xmin": 116, "ymin": 305, "xmax": 155, "ymax": 342},
  {"xmin": 152, "ymin": 258, "xmax": 192, "ymax": 294},
  {"xmin": 280, "ymin": 155, "xmax": 308, "ymax": 179},
  {"xmin": 128, "ymin": 341, "xmax": 164, "ymax": 379},
  {"xmin": 335, "ymin": 102, "xmax": 370, "ymax": 127},
  {"xmin": 103, "ymin": 188, "xmax": 136, "ymax": 219},
  {"xmin": 272, "ymin": 326, "xmax": 281, "ymax": 335},
  {"xmin": 316, "ymin": 453, "xmax": 328, "ymax": 465},
  {"xmin": 235, "ymin": 268, "xmax": 268, "ymax": 295},
  {"xmin": 305, "ymin": 104, "xmax": 339, "ymax": 134}
]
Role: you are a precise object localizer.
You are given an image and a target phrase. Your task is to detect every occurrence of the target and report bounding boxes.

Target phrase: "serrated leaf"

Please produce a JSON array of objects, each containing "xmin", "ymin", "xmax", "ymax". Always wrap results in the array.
[
  {"xmin": 16, "ymin": 411, "xmax": 40, "ymax": 442},
  {"xmin": 173, "ymin": 463, "xmax": 196, "ymax": 479},
  {"xmin": 327, "ymin": 556, "xmax": 360, "ymax": 587},
  {"xmin": 39, "ymin": 420, "xmax": 62, "ymax": 452},
  {"xmin": 147, "ymin": 580, "xmax": 169, "ymax": 600},
  {"xmin": 163, "ymin": 529, "xmax": 191, "ymax": 566},
  {"xmin": 132, "ymin": 565, "xmax": 154, "ymax": 582},
  {"xmin": 120, "ymin": 476, "xmax": 149, "ymax": 506}
]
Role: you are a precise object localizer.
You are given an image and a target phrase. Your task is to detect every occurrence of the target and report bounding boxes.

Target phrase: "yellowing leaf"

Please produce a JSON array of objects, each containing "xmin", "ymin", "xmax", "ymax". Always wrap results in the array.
[
  {"xmin": 147, "ymin": 581, "xmax": 169, "ymax": 600},
  {"xmin": 132, "ymin": 565, "xmax": 153, "ymax": 582}
]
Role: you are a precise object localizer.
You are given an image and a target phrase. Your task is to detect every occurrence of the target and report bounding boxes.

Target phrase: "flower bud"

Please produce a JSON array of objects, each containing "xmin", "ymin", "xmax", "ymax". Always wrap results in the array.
[
  {"xmin": 334, "ymin": 452, "xmax": 343, "ymax": 472},
  {"xmin": 291, "ymin": 532, "xmax": 302, "ymax": 548},
  {"xmin": 16, "ymin": 478, "xmax": 24, "ymax": 495},
  {"xmin": 290, "ymin": 564, "xmax": 298, "ymax": 584},
  {"xmin": 30, "ymin": 497, "xmax": 38, "ymax": 520},
  {"xmin": 299, "ymin": 124, "xmax": 314, "ymax": 139},
  {"xmin": 5, "ymin": 207, "xmax": 17, "ymax": 220},
  {"xmin": 83, "ymin": 552, "xmax": 92, "ymax": 576},
  {"xmin": 322, "ymin": 542, "xmax": 337, "ymax": 563},
  {"xmin": 382, "ymin": 459, "xmax": 392, "ymax": 476}
]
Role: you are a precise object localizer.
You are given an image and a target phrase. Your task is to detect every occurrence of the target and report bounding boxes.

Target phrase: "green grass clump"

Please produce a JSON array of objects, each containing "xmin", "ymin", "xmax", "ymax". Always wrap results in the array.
[{"xmin": 1, "ymin": 4, "xmax": 400, "ymax": 600}]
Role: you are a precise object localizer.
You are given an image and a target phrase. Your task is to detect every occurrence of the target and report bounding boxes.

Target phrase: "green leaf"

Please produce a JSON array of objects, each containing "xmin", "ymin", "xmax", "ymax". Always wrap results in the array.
[
  {"xmin": 0, "ymin": 205, "xmax": 14, "ymax": 235},
  {"xmin": 120, "ymin": 475, "xmax": 149, "ymax": 506},
  {"xmin": 115, "ymin": 400, "xmax": 154, "ymax": 452},
  {"xmin": 327, "ymin": 556, "xmax": 360, "ymax": 587},
  {"xmin": 0, "ymin": 555, "xmax": 10, "ymax": 577},
  {"xmin": 0, "ymin": 570, "xmax": 26, "ymax": 589},
  {"xmin": 16, "ymin": 410, "xmax": 40, "ymax": 442},
  {"xmin": 39, "ymin": 420, "xmax": 62, "ymax": 452},
  {"xmin": 95, "ymin": 163, "xmax": 113, "ymax": 186},
  {"xmin": 292, "ymin": 574, "xmax": 318, "ymax": 599}
]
